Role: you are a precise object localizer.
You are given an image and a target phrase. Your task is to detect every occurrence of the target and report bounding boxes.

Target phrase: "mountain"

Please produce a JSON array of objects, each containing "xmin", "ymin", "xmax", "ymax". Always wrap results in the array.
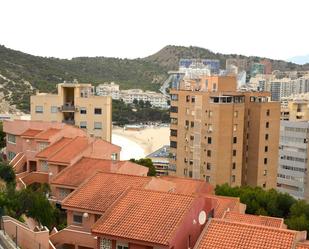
[
  {"xmin": 1, "ymin": 44, "xmax": 309, "ymax": 112},
  {"xmin": 288, "ymin": 55, "xmax": 309, "ymax": 65}
]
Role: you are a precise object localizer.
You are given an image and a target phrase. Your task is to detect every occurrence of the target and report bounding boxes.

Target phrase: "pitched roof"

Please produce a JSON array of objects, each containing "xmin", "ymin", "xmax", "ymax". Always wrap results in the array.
[
  {"xmin": 223, "ymin": 211, "xmax": 284, "ymax": 228},
  {"xmin": 207, "ymin": 195, "xmax": 241, "ymax": 218},
  {"xmin": 51, "ymin": 157, "xmax": 148, "ymax": 188},
  {"xmin": 62, "ymin": 172, "xmax": 151, "ymax": 213},
  {"xmin": 297, "ymin": 242, "xmax": 309, "ymax": 249},
  {"xmin": 194, "ymin": 219, "xmax": 298, "ymax": 249},
  {"xmin": 34, "ymin": 128, "xmax": 61, "ymax": 140},
  {"xmin": 20, "ymin": 129, "xmax": 43, "ymax": 138},
  {"xmin": 36, "ymin": 137, "xmax": 73, "ymax": 159},
  {"xmin": 92, "ymin": 188, "xmax": 195, "ymax": 246},
  {"xmin": 160, "ymin": 176, "xmax": 213, "ymax": 195},
  {"xmin": 44, "ymin": 137, "xmax": 89, "ymax": 164}
]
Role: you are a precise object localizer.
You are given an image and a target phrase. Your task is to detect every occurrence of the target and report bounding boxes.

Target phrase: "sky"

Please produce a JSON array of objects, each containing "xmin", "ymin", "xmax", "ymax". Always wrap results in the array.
[{"xmin": 1, "ymin": 0, "xmax": 309, "ymax": 62}]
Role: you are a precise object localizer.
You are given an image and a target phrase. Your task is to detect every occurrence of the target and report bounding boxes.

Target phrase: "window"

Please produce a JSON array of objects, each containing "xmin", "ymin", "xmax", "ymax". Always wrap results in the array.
[
  {"xmin": 207, "ymin": 163, "xmax": 211, "ymax": 170},
  {"xmin": 190, "ymin": 135, "xmax": 194, "ymax": 141},
  {"xmin": 100, "ymin": 239, "xmax": 112, "ymax": 249},
  {"xmin": 170, "ymin": 129, "xmax": 177, "ymax": 137},
  {"xmin": 263, "ymin": 170, "xmax": 267, "ymax": 176},
  {"xmin": 35, "ymin": 106, "xmax": 43, "ymax": 113},
  {"xmin": 170, "ymin": 141, "xmax": 177, "ymax": 148},
  {"xmin": 233, "ymin": 137, "xmax": 237, "ymax": 144},
  {"xmin": 7, "ymin": 134, "xmax": 16, "ymax": 144},
  {"xmin": 94, "ymin": 108, "xmax": 102, "ymax": 115},
  {"xmin": 117, "ymin": 244, "xmax": 128, "ymax": 249},
  {"xmin": 41, "ymin": 161, "xmax": 48, "ymax": 172},
  {"xmin": 8, "ymin": 151, "xmax": 16, "ymax": 161},
  {"xmin": 189, "ymin": 171, "xmax": 193, "ymax": 177},
  {"xmin": 233, "ymin": 150, "xmax": 237, "ymax": 156},
  {"xmin": 73, "ymin": 213, "xmax": 83, "ymax": 224},
  {"xmin": 170, "ymin": 106, "xmax": 178, "ymax": 113},
  {"xmin": 212, "ymin": 83, "xmax": 217, "ymax": 91},
  {"xmin": 206, "ymin": 176, "xmax": 210, "ymax": 182},
  {"xmin": 208, "ymin": 124, "xmax": 213, "ymax": 132},
  {"xmin": 232, "ymin": 162, "xmax": 236, "ymax": 170},
  {"xmin": 59, "ymin": 188, "xmax": 70, "ymax": 199},
  {"xmin": 111, "ymin": 153, "xmax": 118, "ymax": 161},
  {"xmin": 265, "ymin": 146, "xmax": 268, "ymax": 152},
  {"xmin": 94, "ymin": 122, "xmax": 102, "ymax": 130},
  {"xmin": 233, "ymin": 124, "xmax": 237, "ymax": 132},
  {"xmin": 265, "ymin": 134, "xmax": 269, "ymax": 140},
  {"xmin": 234, "ymin": 111, "xmax": 238, "ymax": 118},
  {"xmin": 186, "ymin": 95, "xmax": 190, "ymax": 102},
  {"xmin": 191, "ymin": 96, "xmax": 195, "ymax": 103},
  {"xmin": 51, "ymin": 106, "xmax": 58, "ymax": 113},
  {"xmin": 171, "ymin": 118, "xmax": 178, "ymax": 125},
  {"xmin": 266, "ymin": 109, "xmax": 270, "ymax": 116},
  {"xmin": 247, "ymin": 133, "xmax": 249, "ymax": 139},
  {"xmin": 209, "ymin": 111, "xmax": 213, "ymax": 117},
  {"xmin": 184, "ymin": 169, "xmax": 188, "ymax": 176},
  {"xmin": 264, "ymin": 158, "xmax": 268, "ymax": 165},
  {"xmin": 38, "ymin": 142, "xmax": 48, "ymax": 151},
  {"xmin": 232, "ymin": 175, "xmax": 236, "ymax": 183},
  {"xmin": 266, "ymin": 122, "xmax": 269, "ymax": 128},
  {"xmin": 80, "ymin": 107, "xmax": 87, "ymax": 114},
  {"xmin": 207, "ymin": 150, "xmax": 211, "ymax": 157},
  {"xmin": 263, "ymin": 183, "xmax": 266, "ymax": 188},
  {"xmin": 171, "ymin": 94, "xmax": 178, "ymax": 101},
  {"xmin": 191, "ymin": 121, "xmax": 194, "ymax": 128},
  {"xmin": 80, "ymin": 121, "xmax": 87, "ymax": 129},
  {"xmin": 208, "ymin": 137, "xmax": 212, "ymax": 144}
]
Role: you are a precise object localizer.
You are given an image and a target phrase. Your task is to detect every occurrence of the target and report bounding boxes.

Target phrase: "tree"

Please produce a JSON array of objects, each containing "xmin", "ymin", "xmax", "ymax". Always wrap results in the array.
[
  {"xmin": 129, "ymin": 158, "xmax": 156, "ymax": 176},
  {"xmin": 133, "ymin": 98, "xmax": 138, "ymax": 105},
  {"xmin": 138, "ymin": 100, "xmax": 145, "ymax": 108},
  {"xmin": 0, "ymin": 122, "xmax": 5, "ymax": 149},
  {"xmin": 145, "ymin": 101, "xmax": 152, "ymax": 108},
  {"xmin": 0, "ymin": 160, "xmax": 15, "ymax": 185}
]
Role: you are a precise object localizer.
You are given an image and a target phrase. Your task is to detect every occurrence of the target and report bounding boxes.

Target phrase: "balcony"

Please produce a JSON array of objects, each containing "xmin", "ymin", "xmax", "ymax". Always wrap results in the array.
[
  {"xmin": 59, "ymin": 103, "xmax": 78, "ymax": 112},
  {"xmin": 62, "ymin": 120, "xmax": 75, "ymax": 125}
]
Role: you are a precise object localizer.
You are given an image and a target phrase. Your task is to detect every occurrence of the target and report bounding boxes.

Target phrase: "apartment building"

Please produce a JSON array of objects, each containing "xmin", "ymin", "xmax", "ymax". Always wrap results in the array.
[
  {"xmin": 31, "ymin": 81, "xmax": 112, "ymax": 142},
  {"xmin": 146, "ymin": 145, "xmax": 170, "ymax": 175},
  {"xmin": 169, "ymin": 75, "xmax": 280, "ymax": 189},
  {"xmin": 277, "ymin": 121, "xmax": 309, "ymax": 200},
  {"xmin": 96, "ymin": 82, "xmax": 120, "ymax": 99}
]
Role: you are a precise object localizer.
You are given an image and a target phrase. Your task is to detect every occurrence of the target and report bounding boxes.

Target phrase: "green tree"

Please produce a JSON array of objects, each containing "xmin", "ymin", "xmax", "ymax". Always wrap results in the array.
[
  {"xmin": 0, "ymin": 160, "xmax": 15, "ymax": 185},
  {"xmin": 129, "ymin": 158, "xmax": 156, "ymax": 176},
  {"xmin": 0, "ymin": 122, "xmax": 6, "ymax": 149},
  {"xmin": 133, "ymin": 98, "xmax": 138, "ymax": 105}
]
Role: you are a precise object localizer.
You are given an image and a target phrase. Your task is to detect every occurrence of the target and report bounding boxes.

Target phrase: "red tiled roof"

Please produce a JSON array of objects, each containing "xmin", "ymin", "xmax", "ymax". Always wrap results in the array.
[
  {"xmin": 36, "ymin": 137, "xmax": 73, "ymax": 159},
  {"xmin": 195, "ymin": 219, "xmax": 298, "ymax": 249},
  {"xmin": 92, "ymin": 188, "xmax": 195, "ymax": 246},
  {"xmin": 160, "ymin": 176, "xmax": 213, "ymax": 195},
  {"xmin": 51, "ymin": 157, "xmax": 148, "ymax": 188},
  {"xmin": 297, "ymin": 242, "xmax": 309, "ymax": 249},
  {"xmin": 47, "ymin": 137, "xmax": 89, "ymax": 164},
  {"xmin": 20, "ymin": 129, "xmax": 43, "ymax": 138},
  {"xmin": 62, "ymin": 172, "xmax": 151, "ymax": 213},
  {"xmin": 223, "ymin": 211, "xmax": 284, "ymax": 228},
  {"xmin": 206, "ymin": 195, "xmax": 241, "ymax": 218},
  {"xmin": 34, "ymin": 128, "xmax": 61, "ymax": 140}
]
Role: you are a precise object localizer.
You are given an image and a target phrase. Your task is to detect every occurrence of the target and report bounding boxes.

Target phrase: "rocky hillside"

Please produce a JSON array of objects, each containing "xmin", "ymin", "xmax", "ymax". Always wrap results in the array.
[{"xmin": 0, "ymin": 44, "xmax": 308, "ymax": 112}]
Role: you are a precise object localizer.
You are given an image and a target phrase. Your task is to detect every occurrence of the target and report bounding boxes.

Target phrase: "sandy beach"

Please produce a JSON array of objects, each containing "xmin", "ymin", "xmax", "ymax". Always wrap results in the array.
[{"xmin": 112, "ymin": 126, "xmax": 170, "ymax": 160}]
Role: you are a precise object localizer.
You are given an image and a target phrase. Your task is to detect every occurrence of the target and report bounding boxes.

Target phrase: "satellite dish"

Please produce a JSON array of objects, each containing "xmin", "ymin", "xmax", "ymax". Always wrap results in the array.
[{"xmin": 198, "ymin": 211, "xmax": 207, "ymax": 225}]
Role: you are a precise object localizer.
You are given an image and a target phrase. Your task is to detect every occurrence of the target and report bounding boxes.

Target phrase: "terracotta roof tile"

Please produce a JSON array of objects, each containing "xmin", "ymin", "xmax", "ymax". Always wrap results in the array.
[
  {"xmin": 62, "ymin": 172, "xmax": 151, "ymax": 213},
  {"xmin": 160, "ymin": 176, "xmax": 213, "ymax": 195},
  {"xmin": 297, "ymin": 242, "xmax": 309, "ymax": 249},
  {"xmin": 20, "ymin": 129, "xmax": 43, "ymax": 138},
  {"xmin": 51, "ymin": 157, "xmax": 148, "ymax": 188},
  {"xmin": 92, "ymin": 188, "xmax": 195, "ymax": 245},
  {"xmin": 223, "ymin": 211, "xmax": 284, "ymax": 228},
  {"xmin": 36, "ymin": 137, "xmax": 73, "ymax": 159},
  {"xmin": 206, "ymin": 195, "xmax": 241, "ymax": 218},
  {"xmin": 34, "ymin": 128, "xmax": 61, "ymax": 140},
  {"xmin": 47, "ymin": 136, "xmax": 89, "ymax": 164},
  {"xmin": 195, "ymin": 219, "xmax": 298, "ymax": 249}
]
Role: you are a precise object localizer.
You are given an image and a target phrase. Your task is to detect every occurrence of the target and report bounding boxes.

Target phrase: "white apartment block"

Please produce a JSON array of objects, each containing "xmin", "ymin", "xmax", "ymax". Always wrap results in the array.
[
  {"xmin": 96, "ymin": 82, "xmax": 120, "ymax": 99},
  {"xmin": 120, "ymin": 89, "xmax": 169, "ymax": 109},
  {"xmin": 277, "ymin": 121, "xmax": 309, "ymax": 200}
]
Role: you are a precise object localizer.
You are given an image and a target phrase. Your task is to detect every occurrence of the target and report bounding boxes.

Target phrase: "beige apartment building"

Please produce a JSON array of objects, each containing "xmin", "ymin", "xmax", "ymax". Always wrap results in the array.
[
  {"xmin": 170, "ymin": 75, "xmax": 280, "ymax": 189},
  {"xmin": 31, "ymin": 82, "xmax": 112, "ymax": 142}
]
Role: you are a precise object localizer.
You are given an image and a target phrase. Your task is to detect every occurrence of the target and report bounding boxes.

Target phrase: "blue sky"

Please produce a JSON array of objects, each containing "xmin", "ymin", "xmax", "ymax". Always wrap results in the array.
[{"xmin": 1, "ymin": 0, "xmax": 308, "ymax": 63}]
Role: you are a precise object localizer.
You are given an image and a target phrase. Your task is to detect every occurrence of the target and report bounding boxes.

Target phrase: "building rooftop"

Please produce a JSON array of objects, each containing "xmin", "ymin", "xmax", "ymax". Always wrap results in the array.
[
  {"xmin": 62, "ymin": 172, "xmax": 151, "ymax": 213},
  {"xmin": 297, "ymin": 242, "xmax": 309, "ymax": 249},
  {"xmin": 36, "ymin": 137, "xmax": 73, "ymax": 159},
  {"xmin": 146, "ymin": 145, "xmax": 170, "ymax": 158},
  {"xmin": 34, "ymin": 128, "xmax": 61, "ymax": 141},
  {"xmin": 20, "ymin": 129, "xmax": 43, "ymax": 138},
  {"xmin": 194, "ymin": 219, "xmax": 299, "ymax": 249},
  {"xmin": 92, "ymin": 188, "xmax": 195, "ymax": 246},
  {"xmin": 207, "ymin": 195, "xmax": 242, "ymax": 218},
  {"xmin": 51, "ymin": 157, "xmax": 148, "ymax": 188},
  {"xmin": 223, "ymin": 211, "xmax": 285, "ymax": 228}
]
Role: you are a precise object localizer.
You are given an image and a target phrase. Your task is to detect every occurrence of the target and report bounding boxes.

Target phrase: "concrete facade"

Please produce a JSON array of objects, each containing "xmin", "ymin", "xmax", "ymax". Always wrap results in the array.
[{"xmin": 31, "ymin": 82, "xmax": 112, "ymax": 142}]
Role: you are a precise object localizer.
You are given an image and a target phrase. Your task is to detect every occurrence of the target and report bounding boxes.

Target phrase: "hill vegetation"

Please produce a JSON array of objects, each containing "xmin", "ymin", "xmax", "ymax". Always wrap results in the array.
[{"xmin": 1, "ymin": 44, "xmax": 308, "ymax": 112}]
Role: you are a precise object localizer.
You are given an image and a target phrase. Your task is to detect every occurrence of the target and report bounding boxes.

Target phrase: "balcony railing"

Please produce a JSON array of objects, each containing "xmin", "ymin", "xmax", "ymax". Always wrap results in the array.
[
  {"xmin": 59, "ymin": 103, "xmax": 78, "ymax": 112},
  {"xmin": 62, "ymin": 120, "xmax": 75, "ymax": 125}
]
